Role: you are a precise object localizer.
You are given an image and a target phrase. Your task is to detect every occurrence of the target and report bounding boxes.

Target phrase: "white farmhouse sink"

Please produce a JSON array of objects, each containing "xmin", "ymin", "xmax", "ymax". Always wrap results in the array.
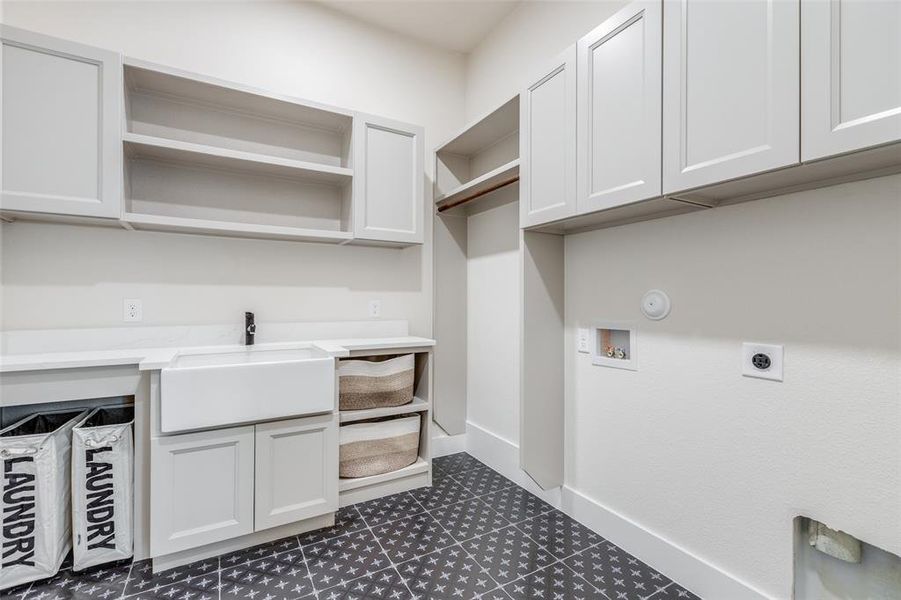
[{"xmin": 160, "ymin": 347, "xmax": 335, "ymax": 433}]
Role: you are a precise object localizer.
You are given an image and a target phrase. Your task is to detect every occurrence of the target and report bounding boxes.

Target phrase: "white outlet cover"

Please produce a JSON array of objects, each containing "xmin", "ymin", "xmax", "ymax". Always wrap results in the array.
[
  {"xmin": 123, "ymin": 299, "xmax": 142, "ymax": 322},
  {"xmin": 577, "ymin": 328, "xmax": 590, "ymax": 353},
  {"xmin": 742, "ymin": 342, "xmax": 783, "ymax": 381},
  {"xmin": 368, "ymin": 300, "xmax": 381, "ymax": 318}
]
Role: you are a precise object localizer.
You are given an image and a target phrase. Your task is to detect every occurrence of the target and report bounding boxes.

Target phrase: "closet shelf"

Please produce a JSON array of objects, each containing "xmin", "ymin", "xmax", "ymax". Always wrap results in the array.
[
  {"xmin": 339, "ymin": 397, "xmax": 430, "ymax": 424},
  {"xmin": 435, "ymin": 159, "xmax": 520, "ymax": 212},
  {"xmin": 121, "ymin": 212, "xmax": 353, "ymax": 243},
  {"xmin": 435, "ymin": 96, "xmax": 520, "ymax": 156},
  {"xmin": 123, "ymin": 133, "xmax": 353, "ymax": 184},
  {"xmin": 338, "ymin": 457, "xmax": 430, "ymax": 492}
]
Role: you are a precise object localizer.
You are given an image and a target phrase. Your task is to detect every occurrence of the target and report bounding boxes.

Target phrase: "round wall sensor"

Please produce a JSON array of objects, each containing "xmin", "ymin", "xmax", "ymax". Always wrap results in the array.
[{"xmin": 641, "ymin": 289, "xmax": 671, "ymax": 320}]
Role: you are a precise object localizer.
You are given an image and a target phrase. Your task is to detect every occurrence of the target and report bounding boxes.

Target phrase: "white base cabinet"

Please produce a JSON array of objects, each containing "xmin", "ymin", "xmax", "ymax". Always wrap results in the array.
[
  {"xmin": 255, "ymin": 415, "xmax": 338, "ymax": 531},
  {"xmin": 662, "ymin": 0, "xmax": 800, "ymax": 195},
  {"xmin": 802, "ymin": 0, "xmax": 901, "ymax": 161},
  {"xmin": 150, "ymin": 426, "xmax": 255, "ymax": 556},
  {"xmin": 151, "ymin": 414, "xmax": 338, "ymax": 558}
]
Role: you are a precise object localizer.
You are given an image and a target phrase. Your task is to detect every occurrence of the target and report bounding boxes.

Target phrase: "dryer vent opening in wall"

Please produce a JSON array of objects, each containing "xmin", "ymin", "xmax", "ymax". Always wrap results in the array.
[{"xmin": 590, "ymin": 326, "xmax": 637, "ymax": 371}]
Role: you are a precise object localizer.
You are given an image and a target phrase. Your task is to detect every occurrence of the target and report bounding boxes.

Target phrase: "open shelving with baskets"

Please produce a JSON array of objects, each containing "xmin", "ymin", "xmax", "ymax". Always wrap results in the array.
[{"xmin": 336, "ymin": 346, "xmax": 432, "ymax": 506}]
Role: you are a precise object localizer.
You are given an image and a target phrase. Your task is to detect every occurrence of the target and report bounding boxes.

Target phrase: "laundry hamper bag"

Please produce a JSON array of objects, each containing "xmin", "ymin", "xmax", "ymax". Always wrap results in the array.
[
  {"xmin": 339, "ymin": 415, "xmax": 420, "ymax": 478},
  {"xmin": 338, "ymin": 354, "xmax": 415, "ymax": 411},
  {"xmin": 0, "ymin": 409, "xmax": 87, "ymax": 590},
  {"xmin": 71, "ymin": 405, "xmax": 135, "ymax": 571}
]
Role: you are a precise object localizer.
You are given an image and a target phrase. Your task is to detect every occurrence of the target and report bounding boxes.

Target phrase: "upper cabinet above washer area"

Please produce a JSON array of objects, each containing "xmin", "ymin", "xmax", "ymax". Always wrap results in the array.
[
  {"xmin": 578, "ymin": 0, "xmax": 663, "ymax": 214},
  {"xmin": 801, "ymin": 0, "xmax": 901, "ymax": 161},
  {"xmin": 0, "ymin": 25, "xmax": 122, "ymax": 219},
  {"xmin": 662, "ymin": 0, "xmax": 801, "ymax": 196}
]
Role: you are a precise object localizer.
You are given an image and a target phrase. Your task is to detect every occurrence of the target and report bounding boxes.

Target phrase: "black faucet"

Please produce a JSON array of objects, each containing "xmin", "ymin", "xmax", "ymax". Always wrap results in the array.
[{"xmin": 245, "ymin": 312, "xmax": 256, "ymax": 346}]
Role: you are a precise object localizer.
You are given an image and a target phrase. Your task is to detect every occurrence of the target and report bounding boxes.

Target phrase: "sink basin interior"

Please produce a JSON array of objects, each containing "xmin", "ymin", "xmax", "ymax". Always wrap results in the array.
[{"xmin": 172, "ymin": 347, "xmax": 327, "ymax": 368}]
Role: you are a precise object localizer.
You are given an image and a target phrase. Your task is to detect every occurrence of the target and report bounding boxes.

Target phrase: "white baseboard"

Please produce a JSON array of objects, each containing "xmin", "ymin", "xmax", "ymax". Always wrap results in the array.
[
  {"xmin": 430, "ymin": 429, "xmax": 467, "ymax": 457},
  {"xmin": 562, "ymin": 486, "xmax": 771, "ymax": 600},
  {"xmin": 446, "ymin": 422, "xmax": 768, "ymax": 599},
  {"xmin": 464, "ymin": 421, "xmax": 561, "ymax": 508}
]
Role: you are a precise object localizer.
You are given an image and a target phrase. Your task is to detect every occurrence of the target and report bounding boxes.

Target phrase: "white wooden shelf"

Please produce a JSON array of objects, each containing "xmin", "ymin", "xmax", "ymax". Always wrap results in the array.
[
  {"xmin": 435, "ymin": 159, "xmax": 520, "ymax": 211},
  {"xmin": 124, "ymin": 133, "xmax": 353, "ymax": 185},
  {"xmin": 338, "ymin": 457, "xmax": 430, "ymax": 492},
  {"xmin": 339, "ymin": 397, "xmax": 430, "ymax": 424},
  {"xmin": 436, "ymin": 96, "xmax": 520, "ymax": 157},
  {"xmin": 434, "ymin": 96, "xmax": 520, "ymax": 215},
  {"xmin": 121, "ymin": 212, "xmax": 353, "ymax": 243}
]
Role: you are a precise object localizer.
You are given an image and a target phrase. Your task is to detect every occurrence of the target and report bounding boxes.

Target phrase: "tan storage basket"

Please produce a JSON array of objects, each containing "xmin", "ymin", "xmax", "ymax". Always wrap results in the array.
[
  {"xmin": 338, "ymin": 354, "xmax": 414, "ymax": 411},
  {"xmin": 339, "ymin": 415, "xmax": 420, "ymax": 478}
]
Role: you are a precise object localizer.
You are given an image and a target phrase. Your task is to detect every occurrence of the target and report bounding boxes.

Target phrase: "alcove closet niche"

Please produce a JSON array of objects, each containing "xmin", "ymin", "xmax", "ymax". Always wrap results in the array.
[
  {"xmin": 433, "ymin": 96, "xmax": 521, "ymax": 441},
  {"xmin": 431, "ymin": 94, "xmax": 565, "ymax": 491}
]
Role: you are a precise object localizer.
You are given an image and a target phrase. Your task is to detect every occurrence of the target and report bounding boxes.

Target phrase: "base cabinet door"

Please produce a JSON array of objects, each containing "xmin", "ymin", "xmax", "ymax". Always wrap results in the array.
[
  {"xmin": 0, "ymin": 25, "xmax": 122, "ymax": 218},
  {"xmin": 520, "ymin": 46, "xmax": 577, "ymax": 228},
  {"xmin": 577, "ymin": 0, "xmax": 662, "ymax": 214},
  {"xmin": 254, "ymin": 414, "xmax": 338, "ymax": 531},
  {"xmin": 353, "ymin": 114, "xmax": 424, "ymax": 245},
  {"xmin": 802, "ymin": 0, "xmax": 901, "ymax": 161},
  {"xmin": 150, "ymin": 426, "xmax": 255, "ymax": 556},
  {"xmin": 662, "ymin": 0, "xmax": 799, "ymax": 195}
]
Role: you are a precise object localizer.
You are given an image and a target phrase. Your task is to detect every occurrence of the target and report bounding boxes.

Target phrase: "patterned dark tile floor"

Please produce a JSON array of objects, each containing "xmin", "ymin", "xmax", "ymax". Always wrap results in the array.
[{"xmin": 1, "ymin": 453, "xmax": 700, "ymax": 600}]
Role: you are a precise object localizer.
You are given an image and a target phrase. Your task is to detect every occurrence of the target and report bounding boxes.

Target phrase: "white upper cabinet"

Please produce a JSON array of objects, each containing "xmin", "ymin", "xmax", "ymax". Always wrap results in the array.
[
  {"xmin": 662, "ymin": 0, "xmax": 800, "ymax": 195},
  {"xmin": 0, "ymin": 26, "xmax": 122, "ymax": 218},
  {"xmin": 520, "ymin": 46, "xmax": 577, "ymax": 228},
  {"xmin": 802, "ymin": 0, "xmax": 901, "ymax": 161},
  {"xmin": 353, "ymin": 114, "xmax": 424, "ymax": 245},
  {"xmin": 578, "ymin": 0, "xmax": 662, "ymax": 213}
]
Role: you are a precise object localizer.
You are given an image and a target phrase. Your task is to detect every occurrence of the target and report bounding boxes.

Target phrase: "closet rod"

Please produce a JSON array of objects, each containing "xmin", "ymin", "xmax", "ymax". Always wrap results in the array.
[{"xmin": 436, "ymin": 175, "xmax": 520, "ymax": 213}]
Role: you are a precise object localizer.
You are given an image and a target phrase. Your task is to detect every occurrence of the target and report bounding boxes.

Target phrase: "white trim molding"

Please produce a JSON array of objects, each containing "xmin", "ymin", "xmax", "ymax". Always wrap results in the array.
[
  {"xmin": 561, "ymin": 486, "xmax": 771, "ymax": 600},
  {"xmin": 430, "ymin": 428, "xmax": 467, "ymax": 457},
  {"xmin": 465, "ymin": 421, "xmax": 562, "ymax": 508}
]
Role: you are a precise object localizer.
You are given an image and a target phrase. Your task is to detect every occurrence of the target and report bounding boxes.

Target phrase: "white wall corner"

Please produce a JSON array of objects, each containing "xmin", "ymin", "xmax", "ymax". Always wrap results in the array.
[
  {"xmin": 561, "ymin": 486, "xmax": 773, "ymax": 600},
  {"xmin": 465, "ymin": 421, "xmax": 562, "ymax": 508}
]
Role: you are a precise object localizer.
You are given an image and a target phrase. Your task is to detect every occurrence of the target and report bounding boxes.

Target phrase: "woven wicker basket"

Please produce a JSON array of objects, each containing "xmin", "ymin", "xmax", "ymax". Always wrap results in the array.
[
  {"xmin": 339, "ymin": 415, "xmax": 420, "ymax": 478},
  {"xmin": 338, "ymin": 354, "xmax": 414, "ymax": 411}
]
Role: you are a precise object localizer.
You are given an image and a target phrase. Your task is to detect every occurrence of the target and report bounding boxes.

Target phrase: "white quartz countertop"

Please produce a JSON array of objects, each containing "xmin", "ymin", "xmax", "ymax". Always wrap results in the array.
[{"xmin": 0, "ymin": 336, "xmax": 435, "ymax": 373}]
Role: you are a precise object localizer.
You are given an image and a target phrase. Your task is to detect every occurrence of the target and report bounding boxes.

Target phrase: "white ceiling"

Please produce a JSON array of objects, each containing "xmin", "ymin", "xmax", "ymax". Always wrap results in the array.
[{"xmin": 317, "ymin": 0, "xmax": 521, "ymax": 53}]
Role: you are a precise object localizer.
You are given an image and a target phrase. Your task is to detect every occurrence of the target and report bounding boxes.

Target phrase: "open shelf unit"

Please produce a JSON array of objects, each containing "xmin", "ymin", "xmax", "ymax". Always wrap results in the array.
[
  {"xmin": 435, "ymin": 96, "xmax": 520, "ymax": 214},
  {"xmin": 339, "ymin": 458, "xmax": 430, "ymax": 492},
  {"xmin": 121, "ymin": 212, "xmax": 353, "ymax": 243},
  {"xmin": 339, "ymin": 396, "xmax": 430, "ymax": 424},
  {"xmin": 121, "ymin": 59, "xmax": 356, "ymax": 243},
  {"xmin": 337, "ymin": 346, "xmax": 433, "ymax": 507}
]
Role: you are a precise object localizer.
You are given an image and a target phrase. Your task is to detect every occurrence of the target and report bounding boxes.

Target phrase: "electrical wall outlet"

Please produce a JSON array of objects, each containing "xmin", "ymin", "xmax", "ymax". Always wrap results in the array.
[
  {"xmin": 577, "ymin": 328, "xmax": 591, "ymax": 353},
  {"xmin": 742, "ymin": 342, "xmax": 783, "ymax": 381},
  {"xmin": 123, "ymin": 299, "xmax": 142, "ymax": 322},
  {"xmin": 368, "ymin": 300, "xmax": 381, "ymax": 318}
]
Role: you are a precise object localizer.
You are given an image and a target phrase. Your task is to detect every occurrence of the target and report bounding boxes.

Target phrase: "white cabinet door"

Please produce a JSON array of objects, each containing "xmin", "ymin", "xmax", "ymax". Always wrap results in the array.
[
  {"xmin": 578, "ymin": 0, "xmax": 662, "ymax": 214},
  {"xmin": 254, "ymin": 414, "xmax": 338, "ymax": 532},
  {"xmin": 151, "ymin": 426, "xmax": 254, "ymax": 556},
  {"xmin": 353, "ymin": 114, "xmax": 424, "ymax": 244},
  {"xmin": 0, "ymin": 26, "xmax": 121, "ymax": 218},
  {"xmin": 802, "ymin": 0, "xmax": 901, "ymax": 161},
  {"xmin": 662, "ymin": 0, "xmax": 799, "ymax": 194},
  {"xmin": 520, "ymin": 46, "xmax": 577, "ymax": 228}
]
